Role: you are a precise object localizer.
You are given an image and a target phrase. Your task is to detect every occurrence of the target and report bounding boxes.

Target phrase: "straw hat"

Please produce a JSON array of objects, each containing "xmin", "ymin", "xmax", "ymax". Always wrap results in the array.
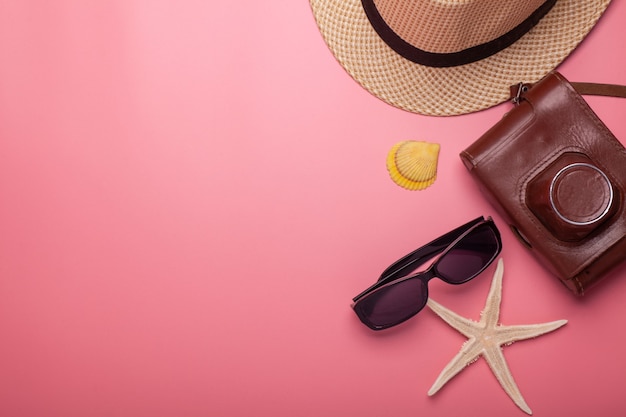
[{"xmin": 310, "ymin": 0, "xmax": 611, "ymax": 116}]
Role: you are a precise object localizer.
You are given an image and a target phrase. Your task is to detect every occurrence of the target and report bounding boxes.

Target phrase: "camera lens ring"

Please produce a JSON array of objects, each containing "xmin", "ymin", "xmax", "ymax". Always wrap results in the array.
[{"xmin": 549, "ymin": 162, "xmax": 614, "ymax": 226}]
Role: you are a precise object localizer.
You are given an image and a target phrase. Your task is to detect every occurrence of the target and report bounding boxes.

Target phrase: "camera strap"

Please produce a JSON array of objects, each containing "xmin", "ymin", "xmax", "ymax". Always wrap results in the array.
[{"xmin": 571, "ymin": 81, "xmax": 626, "ymax": 99}]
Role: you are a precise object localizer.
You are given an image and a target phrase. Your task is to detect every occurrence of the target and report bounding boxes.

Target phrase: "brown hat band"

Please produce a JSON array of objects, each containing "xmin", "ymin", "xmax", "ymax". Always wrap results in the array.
[{"xmin": 361, "ymin": 0, "xmax": 557, "ymax": 67}]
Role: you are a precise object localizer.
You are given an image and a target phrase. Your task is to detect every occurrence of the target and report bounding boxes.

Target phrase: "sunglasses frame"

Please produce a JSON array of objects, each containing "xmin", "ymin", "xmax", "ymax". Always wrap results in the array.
[{"xmin": 352, "ymin": 216, "xmax": 502, "ymax": 330}]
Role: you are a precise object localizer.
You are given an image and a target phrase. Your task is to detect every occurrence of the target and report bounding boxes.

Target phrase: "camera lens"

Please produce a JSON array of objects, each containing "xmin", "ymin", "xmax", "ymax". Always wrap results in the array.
[{"xmin": 549, "ymin": 163, "xmax": 614, "ymax": 226}]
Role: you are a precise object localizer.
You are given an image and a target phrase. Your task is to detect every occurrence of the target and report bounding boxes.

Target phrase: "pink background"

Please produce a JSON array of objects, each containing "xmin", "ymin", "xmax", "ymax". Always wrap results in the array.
[{"xmin": 1, "ymin": 1, "xmax": 626, "ymax": 416}]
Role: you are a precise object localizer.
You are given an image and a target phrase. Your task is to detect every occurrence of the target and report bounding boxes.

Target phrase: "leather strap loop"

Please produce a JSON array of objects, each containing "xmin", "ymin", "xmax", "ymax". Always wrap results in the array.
[{"xmin": 510, "ymin": 80, "xmax": 626, "ymax": 104}]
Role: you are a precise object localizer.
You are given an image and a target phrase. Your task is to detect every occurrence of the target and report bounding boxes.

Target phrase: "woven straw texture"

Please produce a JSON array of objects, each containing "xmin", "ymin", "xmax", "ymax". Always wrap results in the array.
[{"xmin": 310, "ymin": 0, "xmax": 611, "ymax": 116}]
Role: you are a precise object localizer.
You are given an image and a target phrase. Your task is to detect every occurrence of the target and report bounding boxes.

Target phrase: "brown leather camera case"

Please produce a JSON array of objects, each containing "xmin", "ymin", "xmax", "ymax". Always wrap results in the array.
[{"xmin": 460, "ymin": 72, "xmax": 626, "ymax": 295}]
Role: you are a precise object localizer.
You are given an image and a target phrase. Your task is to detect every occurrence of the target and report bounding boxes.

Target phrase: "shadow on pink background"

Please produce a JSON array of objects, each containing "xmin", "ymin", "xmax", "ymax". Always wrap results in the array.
[{"xmin": 1, "ymin": 1, "xmax": 626, "ymax": 416}]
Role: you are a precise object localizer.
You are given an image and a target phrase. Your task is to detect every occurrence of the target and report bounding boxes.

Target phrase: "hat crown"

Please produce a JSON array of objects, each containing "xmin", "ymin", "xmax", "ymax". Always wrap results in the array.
[{"xmin": 373, "ymin": 0, "xmax": 547, "ymax": 53}]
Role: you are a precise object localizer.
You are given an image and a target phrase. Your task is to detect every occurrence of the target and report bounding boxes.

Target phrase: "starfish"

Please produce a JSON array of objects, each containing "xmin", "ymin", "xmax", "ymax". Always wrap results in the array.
[{"xmin": 426, "ymin": 258, "xmax": 567, "ymax": 415}]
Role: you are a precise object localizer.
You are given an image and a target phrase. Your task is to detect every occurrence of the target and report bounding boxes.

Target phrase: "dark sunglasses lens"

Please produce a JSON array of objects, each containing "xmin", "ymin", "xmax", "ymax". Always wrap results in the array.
[
  {"xmin": 437, "ymin": 225, "xmax": 499, "ymax": 284},
  {"xmin": 354, "ymin": 278, "xmax": 428, "ymax": 329}
]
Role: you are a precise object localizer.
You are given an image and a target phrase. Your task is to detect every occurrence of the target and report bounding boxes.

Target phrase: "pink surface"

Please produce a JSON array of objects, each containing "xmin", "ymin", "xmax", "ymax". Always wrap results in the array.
[{"xmin": 1, "ymin": 1, "xmax": 626, "ymax": 416}]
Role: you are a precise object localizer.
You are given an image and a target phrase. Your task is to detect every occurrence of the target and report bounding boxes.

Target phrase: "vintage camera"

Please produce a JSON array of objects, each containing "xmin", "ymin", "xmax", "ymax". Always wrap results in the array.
[{"xmin": 460, "ymin": 72, "xmax": 626, "ymax": 295}]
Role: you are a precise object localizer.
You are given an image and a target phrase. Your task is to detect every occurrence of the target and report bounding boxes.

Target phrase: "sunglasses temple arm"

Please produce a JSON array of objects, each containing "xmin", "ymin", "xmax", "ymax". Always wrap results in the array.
[
  {"xmin": 377, "ymin": 216, "xmax": 486, "ymax": 283},
  {"xmin": 352, "ymin": 216, "xmax": 488, "ymax": 302}
]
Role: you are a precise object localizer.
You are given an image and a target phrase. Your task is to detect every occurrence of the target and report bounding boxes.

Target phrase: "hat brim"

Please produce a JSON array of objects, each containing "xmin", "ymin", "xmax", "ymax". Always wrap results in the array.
[{"xmin": 310, "ymin": 0, "xmax": 611, "ymax": 116}]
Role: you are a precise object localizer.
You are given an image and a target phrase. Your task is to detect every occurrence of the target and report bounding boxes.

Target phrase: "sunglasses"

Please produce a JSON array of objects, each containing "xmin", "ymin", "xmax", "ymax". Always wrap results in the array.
[{"xmin": 352, "ymin": 216, "xmax": 502, "ymax": 330}]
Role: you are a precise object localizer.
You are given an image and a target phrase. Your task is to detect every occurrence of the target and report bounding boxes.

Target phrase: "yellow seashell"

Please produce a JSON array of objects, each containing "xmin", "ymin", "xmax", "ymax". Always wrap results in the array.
[{"xmin": 386, "ymin": 140, "xmax": 440, "ymax": 190}]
